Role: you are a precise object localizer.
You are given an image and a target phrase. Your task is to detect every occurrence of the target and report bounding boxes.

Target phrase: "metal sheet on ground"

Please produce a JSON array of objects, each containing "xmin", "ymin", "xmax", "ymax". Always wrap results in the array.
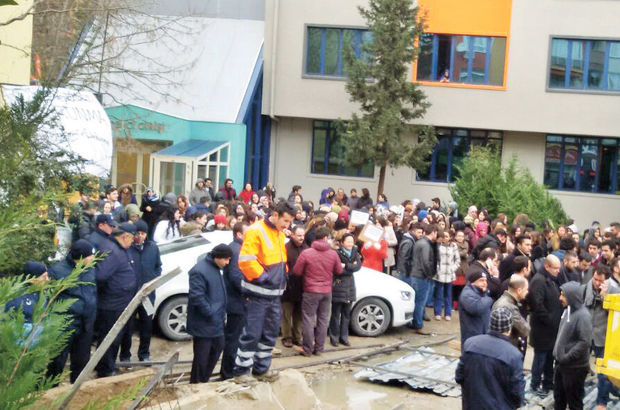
[
  {"xmin": 353, "ymin": 349, "xmax": 461, "ymax": 397},
  {"xmin": 354, "ymin": 348, "xmax": 620, "ymax": 409}
]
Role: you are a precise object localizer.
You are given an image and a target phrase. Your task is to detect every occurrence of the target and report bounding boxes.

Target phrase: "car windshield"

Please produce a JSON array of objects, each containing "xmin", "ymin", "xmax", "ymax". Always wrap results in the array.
[{"xmin": 159, "ymin": 235, "xmax": 210, "ymax": 256}]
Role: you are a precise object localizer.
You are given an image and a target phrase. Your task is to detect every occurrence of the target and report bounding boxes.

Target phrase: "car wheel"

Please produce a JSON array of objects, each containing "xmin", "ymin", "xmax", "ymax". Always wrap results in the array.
[
  {"xmin": 351, "ymin": 297, "xmax": 391, "ymax": 337},
  {"xmin": 157, "ymin": 296, "xmax": 191, "ymax": 341}
]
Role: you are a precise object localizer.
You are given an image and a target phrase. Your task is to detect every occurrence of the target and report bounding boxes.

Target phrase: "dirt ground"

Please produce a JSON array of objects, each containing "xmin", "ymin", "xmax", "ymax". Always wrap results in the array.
[
  {"xmin": 139, "ymin": 307, "xmax": 474, "ymax": 409},
  {"xmin": 42, "ymin": 307, "xmax": 539, "ymax": 409}
]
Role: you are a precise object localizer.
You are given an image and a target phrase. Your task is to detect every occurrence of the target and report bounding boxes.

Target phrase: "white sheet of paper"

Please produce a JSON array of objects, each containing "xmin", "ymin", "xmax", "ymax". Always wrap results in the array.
[
  {"xmin": 362, "ymin": 224, "xmax": 384, "ymax": 242},
  {"xmin": 350, "ymin": 210, "xmax": 370, "ymax": 226}
]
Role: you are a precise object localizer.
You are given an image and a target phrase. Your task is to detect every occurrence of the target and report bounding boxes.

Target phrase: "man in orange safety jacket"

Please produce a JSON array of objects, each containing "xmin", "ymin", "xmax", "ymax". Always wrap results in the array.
[{"xmin": 233, "ymin": 200, "xmax": 295, "ymax": 382}]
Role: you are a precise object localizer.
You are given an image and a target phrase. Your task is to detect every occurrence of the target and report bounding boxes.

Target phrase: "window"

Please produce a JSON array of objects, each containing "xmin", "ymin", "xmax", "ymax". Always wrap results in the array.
[
  {"xmin": 549, "ymin": 38, "xmax": 620, "ymax": 92},
  {"xmin": 416, "ymin": 34, "xmax": 506, "ymax": 86},
  {"xmin": 544, "ymin": 135, "xmax": 620, "ymax": 194},
  {"xmin": 305, "ymin": 26, "xmax": 372, "ymax": 77},
  {"xmin": 417, "ymin": 128, "xmax": 503, "ymax": 182},
  {"xmin": 311, "ymin": 121, "xmax": 374, "ymax": 178}
]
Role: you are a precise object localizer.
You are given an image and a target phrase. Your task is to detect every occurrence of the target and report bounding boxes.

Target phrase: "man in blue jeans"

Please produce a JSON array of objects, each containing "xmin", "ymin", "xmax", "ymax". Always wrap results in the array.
[
  {"xmin": 397, "ymin": 222, "xmax": 424, "ymax": 326},
  {"xmin": 408, "ymin": 224, "xmax": 437, "ymax": 334}
]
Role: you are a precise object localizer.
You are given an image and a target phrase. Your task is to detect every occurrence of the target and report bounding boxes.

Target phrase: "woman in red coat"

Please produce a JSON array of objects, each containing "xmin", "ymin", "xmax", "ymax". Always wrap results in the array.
[
  {"xmin": 238, "ymin": 182, "xmax": 256, "ymax": 204},
  {"xmin": 361, "ymin": 238, "xmax": 388, "ymax": 272}
]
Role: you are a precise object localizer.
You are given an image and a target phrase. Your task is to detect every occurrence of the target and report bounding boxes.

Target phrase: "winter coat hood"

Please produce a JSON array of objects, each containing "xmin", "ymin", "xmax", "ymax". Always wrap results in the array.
[
  {"xmin": 561, "ymin": 281, "xmax": 584, "ymax": 311},
  {"xmin": 311, "ymin": 240, "xmax": 332, "ymax": 252}
]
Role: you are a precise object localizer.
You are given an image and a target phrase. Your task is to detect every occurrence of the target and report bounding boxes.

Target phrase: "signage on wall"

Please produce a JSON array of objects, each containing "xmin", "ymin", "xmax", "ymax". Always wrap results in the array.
[{"xmin": 112, "ymin": 119, "xmax": 166, "ymax": 136}]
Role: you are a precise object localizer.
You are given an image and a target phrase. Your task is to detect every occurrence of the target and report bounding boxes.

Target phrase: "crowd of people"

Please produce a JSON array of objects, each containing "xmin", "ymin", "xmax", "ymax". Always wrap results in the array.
[{"xmin": 7, "ymin": 179, "xmax": 620, "ymax": 409}]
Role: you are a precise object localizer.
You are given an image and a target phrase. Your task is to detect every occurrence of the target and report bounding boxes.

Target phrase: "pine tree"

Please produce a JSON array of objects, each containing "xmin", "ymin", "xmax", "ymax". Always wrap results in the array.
[
  {"xmin": 450, "ymin": 147, "xmax": 568, "ymax": 227},
  {"xmin": 340, "ymin": 0, "xmax": 436, "ymax": 195}
]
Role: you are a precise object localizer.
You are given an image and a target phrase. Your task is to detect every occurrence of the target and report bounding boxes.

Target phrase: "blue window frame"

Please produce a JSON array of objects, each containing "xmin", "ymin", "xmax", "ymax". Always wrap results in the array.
[
  {"xmin": 549, "ymin": 38, "xmax": 620, "ymax": 92},
  {"xmin": 417, "ymin": 128, "xmax": 503, "ymax": 182},
  {"xmin": 311, "ymin": 120, "xmax": 374, "ymax": 178},
  {"xmin": 416, "ymin": 34, "xmax": 506, "ymax": 86},
  {"xmin": 544, "ymin": 135, "xmax": 619, "ymax": 194},
  {"xmin": 305, "ymin": 26, "xmax": 373, "ymax": 77}
]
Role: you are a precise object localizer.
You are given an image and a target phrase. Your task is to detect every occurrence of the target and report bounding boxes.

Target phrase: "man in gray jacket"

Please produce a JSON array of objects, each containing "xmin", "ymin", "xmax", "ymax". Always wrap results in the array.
[
  {"xmin": 189, "ymin": 178, "xmax": 210, "ymax": 205},
  {"xmin": 553, "ymin": 281, "xmax": 593, "ymax": 410},
  {"xmin": 492, "ymin": 274, "xmax": 530, "ymax": 357},
  {"xmin": 409, "ymin": 224, "xmax": 437, "ymax": 334},
  {"xmin": 583, "ymin": 264, "xmax": 620, "ymax": 409}
]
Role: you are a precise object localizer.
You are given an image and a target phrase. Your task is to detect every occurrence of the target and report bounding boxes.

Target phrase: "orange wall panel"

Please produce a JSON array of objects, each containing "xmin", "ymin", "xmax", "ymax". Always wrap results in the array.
[{"xmin": 418, "ymin": 0, "xmax": 513, "ymax": 37}]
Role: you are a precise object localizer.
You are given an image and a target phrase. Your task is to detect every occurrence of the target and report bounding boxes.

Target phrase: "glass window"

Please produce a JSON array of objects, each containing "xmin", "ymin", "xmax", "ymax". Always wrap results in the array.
[
  {"xmin": 415, "ymin": 33, "xmax": 506, "ymax": 86},
  {"xmin": 549, "ymin": 38, "xmax": 620, "ymax": 92},
  {"xmin": 599, "ymin": 139, "xmax": 616, "ymax": 193},
  {"xmin": 311, "ymin": 120, "xmax": 374, "ymax": 178},
  {"xmin": 416, "ymin": 33, "xmax": 434, "ymax": 81},
  {"xmin": 608, "ymin": 42, "xmax": 620, "ymax": 91},
  {"xmin": 306, "ymin": 27, "xmax": 322, "ymax": 74},
  {"xmin": 220, "ymin": 145, "xmax": 229, "ymax": 162},
  {"xmin": 569, "ymin": 41, "xmax": 586, "ymax": 88},
  {"xmin": 550, "ymin": 39, "xmax": 569, "ymax": 88},
  {"xmin": 544, "ymin": 139, "xmax": 561, "ymax": 189},
  {"xmin": 543, "ymin": 135, "xmax": 620, "ymax": 194},
  {"xmin": 417, "ymin": 128, "xmax": 503, "ymax": 182},
  {"xmin": 305, "ymin": 26, "xmax": 372, "ymax": 77},
  {"xmin": 218, "ymin": 165, "xmax": 228, "ymax": 188},
  {"xmin": 324, "ymin": 28, "xmax": 340, "ymax": 76},
  {"xmin": 588, "ymin": 41, "xmax": 606, "ymax": 90},
  {"xmin": 453, "ymin": 36, "xmax": 469, "ymax": 83}
]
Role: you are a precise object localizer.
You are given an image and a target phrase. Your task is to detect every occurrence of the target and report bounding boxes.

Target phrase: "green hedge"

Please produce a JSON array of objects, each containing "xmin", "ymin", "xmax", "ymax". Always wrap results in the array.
[{"xmin": 449, "ymin": 147, "xmax": 568, "ymax": 228}]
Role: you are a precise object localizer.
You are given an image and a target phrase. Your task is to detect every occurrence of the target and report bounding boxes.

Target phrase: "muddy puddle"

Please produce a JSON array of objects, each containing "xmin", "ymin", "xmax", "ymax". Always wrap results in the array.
[{"xmin": 308, "ymin": 349, "xmax": 461, "ymax": 410}]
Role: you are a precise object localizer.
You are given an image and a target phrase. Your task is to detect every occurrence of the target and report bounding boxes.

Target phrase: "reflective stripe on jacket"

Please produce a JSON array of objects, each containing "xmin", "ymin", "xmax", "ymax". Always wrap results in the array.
[{"xmin": 238, "ymin": 219, "xmax": 287, "ymax": 298}]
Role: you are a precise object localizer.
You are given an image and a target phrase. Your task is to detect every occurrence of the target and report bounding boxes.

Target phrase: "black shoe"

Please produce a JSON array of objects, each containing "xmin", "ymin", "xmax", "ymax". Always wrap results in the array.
[
  {"xmin": 340, "ymin": 340, "xmax": 351, "ymax": 346},
  {"xmin": 119, "ymin": 359, "xmax": 132, "ymax": 371},
  {"xmin": 330, "ymin": 340, "xmax": 339, "ymax": 347},
  {"xmin": 313, "ymin": 350, "xmax": 322, "ymax": 356}
]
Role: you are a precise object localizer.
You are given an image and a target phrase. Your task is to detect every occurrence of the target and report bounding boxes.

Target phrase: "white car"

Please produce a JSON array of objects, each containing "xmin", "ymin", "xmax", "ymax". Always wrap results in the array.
[{"xmin": 153, "ymin": 231, "xmax": 414, "ymax": 340}]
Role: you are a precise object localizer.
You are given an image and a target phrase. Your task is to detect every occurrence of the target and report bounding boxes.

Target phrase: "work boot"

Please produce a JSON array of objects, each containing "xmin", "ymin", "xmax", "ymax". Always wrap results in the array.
[
  {"xmin": 253, "ymin": 369, "xmax": 279, "ymax": 383},
  {"xmin": 233, "ymin": 373, "xmax": 257, "ymax": 385}
]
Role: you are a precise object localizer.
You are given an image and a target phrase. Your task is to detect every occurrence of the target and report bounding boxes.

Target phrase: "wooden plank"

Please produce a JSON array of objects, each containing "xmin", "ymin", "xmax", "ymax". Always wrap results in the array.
[
  {"xmin": 128, "ymin": 351, "xmax": 179, "ymax": 410},
  {"xmin": 57, "ymin": 266, "xmax": 182, "ymax": 410}
]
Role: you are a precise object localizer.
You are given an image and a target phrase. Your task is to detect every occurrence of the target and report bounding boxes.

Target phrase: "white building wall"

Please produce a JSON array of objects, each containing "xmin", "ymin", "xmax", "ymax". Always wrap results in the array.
[{"xmin": 265, "ymin": 0, "xmax": 620, "ymax": 229}]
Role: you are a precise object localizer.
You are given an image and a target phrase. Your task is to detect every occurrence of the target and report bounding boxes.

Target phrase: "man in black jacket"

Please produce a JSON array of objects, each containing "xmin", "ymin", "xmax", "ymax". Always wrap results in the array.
[
  {"xmin": 459, "ymin": 268, "xmax": 494, "ymax": 348},
  {"xmin": 472, "ymin": 229, "xmax": 507, "ymax": 260},
  {"xmin": 456, "ymin": 307, "xmax": 525, "ymax": 409},
  {"xmin": 187, "ymin": 244, "xmax": 232, "ymax": 383},
  {"xmin": 47, "ymin": 240, "xmax": 96, "ymax": 383},
  {"xmin": 528, "ymin": 254, "xmax": 563, "ymax": 395},
  {"xmin": 127, "ymin": 220, "xmax": 162, "ymax": 362},
  {"xmin": 94, "ymin": 223, "xmax": 137, "ymax": 378},
  {"xmin": 553, "ymin": 281, "xmax": 592, "ymax": 409},
  {"xmin": 409, "ymin": 224, "xmax": 437, "ymax": 334},
  {"xmin": 499, "ymin": 234, "xmax": 532, "ymax": 282},
  {"xmin": 467, "ymin": 248, "xmax": 502, "ymax": 301},
  {"xmin": 221, "ymin": 222, "xmax": 249, "ymax": 380},
  {"xmin": 281, "ymin": 225, "xmax": 308, "ymax": 348}
]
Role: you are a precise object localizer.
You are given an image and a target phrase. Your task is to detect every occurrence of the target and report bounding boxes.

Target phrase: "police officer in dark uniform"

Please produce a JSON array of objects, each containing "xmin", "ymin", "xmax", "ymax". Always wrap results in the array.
[
  {"xmin": 5, "ymin": 262, "xmax": 49, "ymax": 346},
  {"xmin": 94, "ymin": 223, "xmax": 137, "ymax": 377},
  {"xmin": 127, "ymin": 220, "xmax": 162, "ymax": 362},
  {"xmin": 187, "ymin": 244, "xmax": 232, "ymax": 383},
  {"xmin": 88, "ymin": 214, "xmax": 116, "ymax": 251},
  {"xmin": 47, "ymin": 239, "xmax": 97, "ymax": 383}
]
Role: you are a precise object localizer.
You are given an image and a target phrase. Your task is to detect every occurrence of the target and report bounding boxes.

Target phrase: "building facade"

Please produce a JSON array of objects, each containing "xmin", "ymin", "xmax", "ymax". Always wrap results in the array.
[
  {"xmin": 263, "ymin": 0, "xmax": 620, "ymax": 229},
  {"xmin": 0, "ymin": 0, "xmax": 33, "ymax": 87}
]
